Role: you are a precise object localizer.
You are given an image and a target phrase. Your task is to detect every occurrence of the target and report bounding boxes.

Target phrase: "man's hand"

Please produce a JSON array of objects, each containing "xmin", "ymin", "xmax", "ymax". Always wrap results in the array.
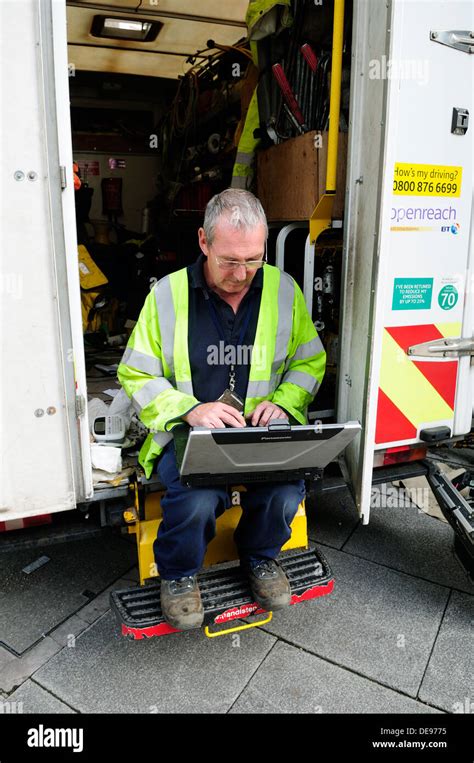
[
  {"xmin": 183, "ymin": 402, "xmax": 246, "ymax": 428},
  {"xmin": 247, "ymin": 401, "xmax": 289, "ymax": 427}
]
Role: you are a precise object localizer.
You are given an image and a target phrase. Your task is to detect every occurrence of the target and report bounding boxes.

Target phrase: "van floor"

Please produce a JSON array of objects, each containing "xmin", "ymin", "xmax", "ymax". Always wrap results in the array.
[
  {"xmin": 85, "ymin": 346, "xmax": 124, "ymax": 402},
  {"xmin": 85, "ymin": 345, "xmax": 142, "ymax": 487}
]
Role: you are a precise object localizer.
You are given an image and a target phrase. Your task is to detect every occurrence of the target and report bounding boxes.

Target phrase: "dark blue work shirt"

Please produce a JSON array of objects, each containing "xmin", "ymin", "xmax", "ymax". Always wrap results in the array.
[{"xmin": 187, "ymin": 253, "xmax": 263, "ymax": 403}]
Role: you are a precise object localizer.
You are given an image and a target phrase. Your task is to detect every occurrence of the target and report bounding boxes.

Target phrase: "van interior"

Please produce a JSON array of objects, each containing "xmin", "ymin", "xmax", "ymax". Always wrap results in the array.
[{"xmin": 66, "ymin": 0, "xmax": 353, "ymax": 492}]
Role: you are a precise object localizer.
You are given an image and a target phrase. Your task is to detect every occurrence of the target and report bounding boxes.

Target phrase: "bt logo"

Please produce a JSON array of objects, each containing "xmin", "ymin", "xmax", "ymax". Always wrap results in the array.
[{"xmin": 441, "ymin": 223, "xmax": 460, "ymax": 234}]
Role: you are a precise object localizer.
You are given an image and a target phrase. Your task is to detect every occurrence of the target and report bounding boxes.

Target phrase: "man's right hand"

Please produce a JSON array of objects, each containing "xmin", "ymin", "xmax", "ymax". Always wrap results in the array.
[{"xmin": 183, "ymin": 402, "xmax": 246, "ymax": 428}]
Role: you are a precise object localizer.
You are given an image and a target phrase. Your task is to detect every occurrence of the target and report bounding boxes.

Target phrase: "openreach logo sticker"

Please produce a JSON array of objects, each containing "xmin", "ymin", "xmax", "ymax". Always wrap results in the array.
[{"xmin": 27, "ymin": 724, "xmax": 84, "ymax": 753}]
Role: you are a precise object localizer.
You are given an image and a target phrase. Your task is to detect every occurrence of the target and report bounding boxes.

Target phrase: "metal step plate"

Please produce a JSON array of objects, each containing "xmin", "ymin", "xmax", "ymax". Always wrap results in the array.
[{"xmin": 111, "ymin": 547, "xmax": 333, "ymax": 638}]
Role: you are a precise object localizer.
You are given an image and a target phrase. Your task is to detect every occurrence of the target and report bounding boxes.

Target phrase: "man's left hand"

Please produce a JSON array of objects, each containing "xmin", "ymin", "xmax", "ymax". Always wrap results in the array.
[{"xmin": 247, "ymin": 402, "xmax": 289, "ymax": 427}]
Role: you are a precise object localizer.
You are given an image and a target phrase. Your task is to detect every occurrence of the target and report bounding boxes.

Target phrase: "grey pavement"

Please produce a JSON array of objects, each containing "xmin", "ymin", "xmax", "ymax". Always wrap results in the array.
[
  {"xmin": 3, "ymin": 680, "xmax": 76, "ymax": 714},
  {"xmin": 0, "ymin": 532, "xmax": 136, "ymax": 653},
  {"xmin": 342, "ymin": 489, "xmax": 474, "ymax": 594},
  {"xmin": 250, "ymin": 543, "xmax": 451, "ymax": 698},
  {"xmin": 307, "ymin": 484, "xmax": 360, "ymax": 549},
  {"xmin": 0, "ymin": 489, "xmax": 472, "ymax": 714},
  {"xmin": 230, "ymin": 641, "xmax": 442, "ymax": 714},
  {"xmin": 418, "ymin": 591, "xmax": 474, "ymax": 713},
  {"xmin": 34, "ymin": 611, "xmax": 275, "ymax": 714}
]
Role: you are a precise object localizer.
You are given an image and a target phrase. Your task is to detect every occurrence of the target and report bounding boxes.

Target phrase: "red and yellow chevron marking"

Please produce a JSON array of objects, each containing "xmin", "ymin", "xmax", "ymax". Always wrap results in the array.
[{"xmin": 375, "ymin": 322, "xmax": 461, "ymax": 445}]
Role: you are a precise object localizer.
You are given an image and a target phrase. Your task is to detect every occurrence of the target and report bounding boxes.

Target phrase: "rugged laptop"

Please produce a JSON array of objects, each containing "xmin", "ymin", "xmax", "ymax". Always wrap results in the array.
[{"xmin": 175, "ymin": 419, "xmax": 361, "ymax": 486}]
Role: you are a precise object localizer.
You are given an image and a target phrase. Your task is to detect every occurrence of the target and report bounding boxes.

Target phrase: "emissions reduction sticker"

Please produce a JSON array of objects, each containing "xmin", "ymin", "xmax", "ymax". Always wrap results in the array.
[
  {"xmin": 438, "ymin": 285, "xmax": 458, "ymax": 310},
  {"xmin": 393, "ymin": 163, "xmax": 462, "ymax": 197},
  {"xmin": 392, "ymin": 278, "xmax": 433, "ymax": 310}
]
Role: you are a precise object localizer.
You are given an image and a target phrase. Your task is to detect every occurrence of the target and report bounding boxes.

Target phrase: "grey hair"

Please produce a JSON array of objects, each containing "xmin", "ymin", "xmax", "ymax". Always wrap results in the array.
[{"xmin": 202, "ymin": 189, "xmax": 268, "ymax": 245}]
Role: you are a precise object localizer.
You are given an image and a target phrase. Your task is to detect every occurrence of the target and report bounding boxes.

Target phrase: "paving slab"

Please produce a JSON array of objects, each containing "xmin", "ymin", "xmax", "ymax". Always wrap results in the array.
[
  {"xmin": 252, "ymin": 545, "xmax": 449, "ymax": 697},
  {"xmin": 306, "ymin": 485, "xmax": 360, "ymax": 549},
  {"xmin": 0, "ymin": 646, "xmax": 16, "ymax": 671},
  {"xmin": 33, "ymin": 611, "xmax": 276, "ymax": 714},
  {"xmin": 4, "ymin": 680, "xmax": 76, "ymax": 714},
  {"xmin": 230, "ymin": 641, "xmax": 442, "ymax": 714},
  {"xmin": 0, "ymin": 637, "xmax": 62, "ymax": 694},
  {"xmin": 49, "ymin": 615, "xmax": 90, "ymax": 648},
  {"xmin": 0, "ymin": 533, "xmax": 136, "ymax": 653},
  {"xmin": 343, "ymin": 494, "xmax": 474, "ymax": 594},
  {"xmin": 419, "ymin": 591, "xmax": 474, "ymax": 713},
  {"xmin": 76, "ymin": 576, "xmax": 139, "ymax": 624}
]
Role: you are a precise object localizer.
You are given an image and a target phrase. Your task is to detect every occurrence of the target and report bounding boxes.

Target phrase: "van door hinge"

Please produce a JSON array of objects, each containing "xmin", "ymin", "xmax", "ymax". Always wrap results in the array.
[
  {"xmin": 75, "ymin": 393, "xmax": 86, "ymax": 418},
  {"xmin": 407, "ymin": 337, "xmax": 474, "ymax": 358},
  {"xmin": 430, "ymin": 30, "xmax": 474, "ymax": 54},
  {"xmin": 60, "ymin": 165, "xmax": 67, "ymax": 189}
]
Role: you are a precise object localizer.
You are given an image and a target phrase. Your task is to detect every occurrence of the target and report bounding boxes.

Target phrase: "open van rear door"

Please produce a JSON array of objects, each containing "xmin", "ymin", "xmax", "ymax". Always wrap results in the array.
[
  {"xmin": 338, "ymin": 0, "xmax": 473, "ymax": 523},
  {"xmin": 0, "ymin": 0, "xmax": 93, "ymax": 523}
]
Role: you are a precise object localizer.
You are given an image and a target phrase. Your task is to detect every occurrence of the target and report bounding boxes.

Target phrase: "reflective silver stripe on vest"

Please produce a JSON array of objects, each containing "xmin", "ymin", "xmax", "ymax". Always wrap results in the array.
[
  {"xmin": 176, "ymin": 380, "xmax": 194, "ymax": 396},
  {"xmin": 235, "ymin": 151, "xmax": 253, "ymax": 166},
  {"xmin": 272, "ymin": 273, "xmax": 295, "ymax": 375},
  {"xmin": 247, "ymin": 273, "xmax": 294, "ymax": 399},
  {"xmin": 246, "ymin": 379, "xmax": 272, "ymax": 398},
  {"xmin": 154, "ymin": 276, "xmax": 175, "ymax": 377},
  {"xmin": 280, "ymin": 370, "xmax": 320, "ymax": 396},
  {"xmin": 247, "ymin": 371, "xmax": 283, "ymax": 399},
  {"xmin": 121, "ymin": 347, "xmax": 163, "ymax": 377},
  {"xmin": 152, "ymin": 431, "xmax": 173, "ymax": 449},
  {"xmin": 288, "ymin": 335, "xmax": 325, "ymax": 364},
  {"xmin": 133, "ymin": 378, "xmax": 173, "ymax": 412}
]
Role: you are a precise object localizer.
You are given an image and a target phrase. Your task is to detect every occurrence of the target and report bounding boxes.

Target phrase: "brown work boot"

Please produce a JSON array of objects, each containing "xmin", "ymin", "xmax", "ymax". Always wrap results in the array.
[
  {"xmin": 160, "ymin": 575, "xmax": 204, "ymax": 630},
  {"xmin": 246, "ymin": 559, "xmax": 291, "ymax": 611}
]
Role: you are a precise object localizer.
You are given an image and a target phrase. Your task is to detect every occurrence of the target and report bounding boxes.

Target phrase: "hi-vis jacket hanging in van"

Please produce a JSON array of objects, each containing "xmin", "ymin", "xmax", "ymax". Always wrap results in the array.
[
  {"xmin": 117, "ymin": 263, "xmax": 326, "ymax": 478},
  {"xmin": 231, "ymin": 0, "xmax": 292, "ymax": 189}
]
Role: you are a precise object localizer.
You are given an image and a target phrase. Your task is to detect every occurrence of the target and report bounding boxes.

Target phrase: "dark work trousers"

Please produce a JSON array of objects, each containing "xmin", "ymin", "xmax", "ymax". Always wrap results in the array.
[{"xmin": 153, "ymin": 441, "xmax": 306, "ymax": 580}]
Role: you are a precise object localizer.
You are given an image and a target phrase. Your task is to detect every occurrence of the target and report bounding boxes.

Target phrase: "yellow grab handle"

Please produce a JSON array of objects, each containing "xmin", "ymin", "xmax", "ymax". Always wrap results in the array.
[
  {"xmin": 326, "ymin": 0, "xmax": 345, "ymax": 193},
  {"xmin": 309, "ymin": 0, "xmax": 345, "ymax": 244},
  {"xmin": 204, "ymin": 612, "xmax": 273, "ymax": 638}
]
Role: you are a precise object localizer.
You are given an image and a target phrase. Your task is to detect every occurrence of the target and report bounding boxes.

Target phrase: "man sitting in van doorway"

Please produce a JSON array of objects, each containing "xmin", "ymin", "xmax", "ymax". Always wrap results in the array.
[{"xmin": 118, "ymin": 189, "xmax": 326, "ymax": 630}]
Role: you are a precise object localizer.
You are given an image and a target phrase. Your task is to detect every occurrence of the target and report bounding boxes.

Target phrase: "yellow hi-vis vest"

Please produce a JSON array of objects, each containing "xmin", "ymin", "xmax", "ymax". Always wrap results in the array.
[
  {"xmin": 231, "ymin": 87, "xmax": 260, "ymax": 190},
  {"xmin": 117, "ymin": 264, "xmax": 326, "ymax": 478},
  {"xmin": 231, "ymin": 0, "xmax": 292, "ymax": 189}
]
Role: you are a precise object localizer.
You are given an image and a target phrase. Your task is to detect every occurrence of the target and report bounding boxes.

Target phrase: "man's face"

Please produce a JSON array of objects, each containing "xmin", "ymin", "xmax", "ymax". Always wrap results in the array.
[{"xmin": 198, "ymin": 219, "xmax": 267, "ymax": 294}]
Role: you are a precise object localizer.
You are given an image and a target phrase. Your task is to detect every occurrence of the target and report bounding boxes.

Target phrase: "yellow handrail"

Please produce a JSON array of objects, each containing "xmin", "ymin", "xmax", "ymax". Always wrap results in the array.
[
  {"xmin": 310, "ymin": 0, "xmax": 345, "ymax": 243},
  {"xmin": 326, "ymin": 0, "xmax": 345, "ymax": 193}
]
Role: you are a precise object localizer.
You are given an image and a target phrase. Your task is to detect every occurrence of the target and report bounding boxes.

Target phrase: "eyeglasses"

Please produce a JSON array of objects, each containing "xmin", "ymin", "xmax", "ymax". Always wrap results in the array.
[{"xmin": 213, "ymin": 245, "xmax": 268, "ymax": 271}]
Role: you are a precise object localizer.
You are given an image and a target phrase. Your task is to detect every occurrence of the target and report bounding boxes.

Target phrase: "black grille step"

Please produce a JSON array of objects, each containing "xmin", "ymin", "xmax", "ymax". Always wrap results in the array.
[{"xmin": 111, "ymin": 547, "xmax": 333, "ymax": 638}]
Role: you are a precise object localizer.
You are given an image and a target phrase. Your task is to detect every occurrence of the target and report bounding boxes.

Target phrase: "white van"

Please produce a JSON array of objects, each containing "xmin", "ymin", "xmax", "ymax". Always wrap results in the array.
[{"xmin": 1, "ymin": 0, "xmax": 472, "ymax": 572}]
